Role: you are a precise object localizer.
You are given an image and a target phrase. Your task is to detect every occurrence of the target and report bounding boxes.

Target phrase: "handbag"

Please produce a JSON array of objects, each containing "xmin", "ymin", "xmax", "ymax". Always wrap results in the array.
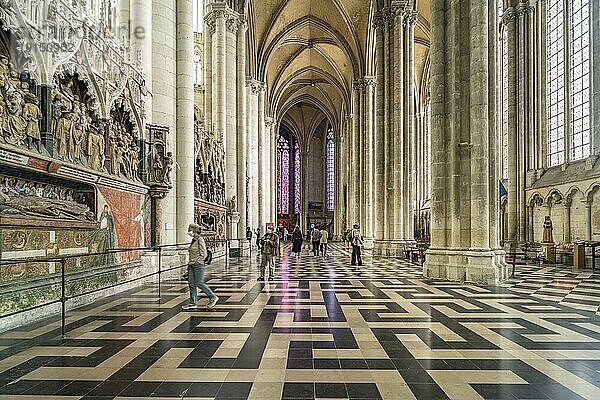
[{"xmin": 204, "ymin": 249, "xmax": 213, "ymax": 265}]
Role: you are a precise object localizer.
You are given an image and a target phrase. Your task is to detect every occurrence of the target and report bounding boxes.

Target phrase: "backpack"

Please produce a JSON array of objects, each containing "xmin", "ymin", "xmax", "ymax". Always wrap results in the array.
[
  {"xmin": 204, "ymin": 249, "xmax": 213, "ymax": 265},
  {"xmin": 197, "ymin": 239, "xmax": 212, "ymax": 265},
  {"xmin": 312, "ymin": 229, "xmax": 322, "ymax": 242}
]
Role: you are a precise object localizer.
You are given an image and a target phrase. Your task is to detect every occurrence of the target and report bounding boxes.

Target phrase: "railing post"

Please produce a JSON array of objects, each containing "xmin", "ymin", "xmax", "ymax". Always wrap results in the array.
[
  {"xmin": 157, "ymin": 247, "xmax": 162, "ymax": 301},
  {"xmin": 225, "ymin": 240, "xmax": 229, "ymax": 269},
  {"xmin": 60, "ymin": 258, "xmax": 66, "ymax": 341}
]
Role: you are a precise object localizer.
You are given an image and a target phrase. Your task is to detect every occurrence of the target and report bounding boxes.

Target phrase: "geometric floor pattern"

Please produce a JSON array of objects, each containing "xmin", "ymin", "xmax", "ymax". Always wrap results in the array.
[{"xmin": 1, "ymin": 244, "xmax": 600, "ymax": 399}]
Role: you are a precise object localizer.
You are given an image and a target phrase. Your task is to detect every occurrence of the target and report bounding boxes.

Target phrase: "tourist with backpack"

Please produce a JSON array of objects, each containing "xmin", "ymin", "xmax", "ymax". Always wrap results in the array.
[
  {"xmin": 311, "ymin": 226, "xmax": 322, "ymax": 257},
  {"xmin": 183, "ymin": 223, "xmax": 218, "ymax": 310},
  {"xmin": 350, "ymin": 223, "xmax": 364, "ymax": 266},
  {"xmin": 258, "ymin": 225, "xmax": 279, "ymax": 281}
]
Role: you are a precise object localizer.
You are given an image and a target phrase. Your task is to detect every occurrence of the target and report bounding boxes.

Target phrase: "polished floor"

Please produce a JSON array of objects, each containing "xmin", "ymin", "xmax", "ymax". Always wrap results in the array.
[{"xmin": 1, "ymin": 244, "xmax": 600, "ymax": 399}]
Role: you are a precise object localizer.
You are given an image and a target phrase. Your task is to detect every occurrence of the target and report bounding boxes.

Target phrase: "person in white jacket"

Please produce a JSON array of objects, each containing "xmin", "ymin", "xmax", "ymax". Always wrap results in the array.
[
  {"xmin": 183, "ymin": 223, "xmax": 218, "ymax": 310},
  {"xmin": 320, "ymin": 229, "xmax": 329, "ymax": 256}
]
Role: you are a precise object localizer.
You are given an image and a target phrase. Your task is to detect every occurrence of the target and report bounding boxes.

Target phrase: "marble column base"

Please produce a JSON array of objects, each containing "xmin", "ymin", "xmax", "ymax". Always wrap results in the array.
[
  {"xmin": 423, "ymin": 248, "xmax": 509, "ymax": 285},
  {"xmin": 363, "ymin": 237, "xmax": 375, "ymax": 250},
  {"xmin": 372, "ymin": 239, "xmax": 416, "ymax": 257}
]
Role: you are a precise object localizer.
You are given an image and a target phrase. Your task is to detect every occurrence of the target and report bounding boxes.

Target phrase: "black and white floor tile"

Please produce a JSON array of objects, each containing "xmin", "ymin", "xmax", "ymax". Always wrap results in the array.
[{"xmin": 1, "ymin": 243, "xmax": 600, "ymax": 399}]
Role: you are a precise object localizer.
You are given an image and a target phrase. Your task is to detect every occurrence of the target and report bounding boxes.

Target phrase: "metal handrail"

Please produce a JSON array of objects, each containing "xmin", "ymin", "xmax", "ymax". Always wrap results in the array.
[{"xmin": 0, "ymin": 239, "xmax": 232, "ymax": 339}]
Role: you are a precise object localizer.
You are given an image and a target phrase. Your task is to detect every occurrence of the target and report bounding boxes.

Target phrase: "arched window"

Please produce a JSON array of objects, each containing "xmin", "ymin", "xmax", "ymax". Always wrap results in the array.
[
  {"xmin": 294, "ymin": 142, "xmax": 301, "ymax": 214},
  {"xmin": 546, "ymin": 0, "xmax": 590, "ymax": 166},
  {"xmin": 193, "ymin": 0, "xmax": 204, "ymax": 33},
  {"xmin": 326, "ymin": 127, "xmax": 335, "ymax": 211},
  {"xmin": 277, "ymin": 135, "xmax": 290, "ymax": 214}
]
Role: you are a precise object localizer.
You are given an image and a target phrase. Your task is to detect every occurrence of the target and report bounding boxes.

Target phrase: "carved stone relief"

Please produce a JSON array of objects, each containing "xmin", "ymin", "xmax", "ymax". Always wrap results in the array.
[
  {"xmin": 0, "ymin": 55, "xmax": 42, "ymax": 151},
  {"xmin": 0, "ymin": 173, "xmax": 96, "ymax": 223},
  {"xmin": 194, "ymin": 121, "xmax": 225, "ymax": 206}
]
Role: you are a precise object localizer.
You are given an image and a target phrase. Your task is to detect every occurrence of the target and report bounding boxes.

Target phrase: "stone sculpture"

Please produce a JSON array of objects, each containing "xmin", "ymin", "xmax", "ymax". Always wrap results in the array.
[{"xmin": 542, "ymin": 216, "xmax": 554, "ymax": 244}]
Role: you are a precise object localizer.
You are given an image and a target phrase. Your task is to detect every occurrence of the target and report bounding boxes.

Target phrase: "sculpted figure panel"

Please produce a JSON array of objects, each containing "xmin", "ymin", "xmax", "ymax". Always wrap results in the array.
[{"xmin": 0, "ymin": 175, "xmax": 96, "ymax": 222}]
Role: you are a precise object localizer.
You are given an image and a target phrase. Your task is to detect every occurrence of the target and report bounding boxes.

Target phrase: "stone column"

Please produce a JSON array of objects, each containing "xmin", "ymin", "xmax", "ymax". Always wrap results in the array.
[
  {"xmin": 585, "ymin": 200, "xmax": 593, "ymax": 240},
  {"xmin": 149, "ymin": 186, "xmax": 170, "ymax": 246},
  {"xmin": 39, "ymin": 84, "xmax": 54, "ymax": 154},
  {"xmin": 564, "ymin": 201, "xmax": 571, "ymax": 243},
  {"xmin": 237, "ymin": 17, "xmax": 248, "ymax": 249},
  {"xmin": 211, "ymin": 5, "xmax": 227, "ymax": 148},
  {"xmin": 257, "ymin": 85, "xmax": 266, "ymax": 231},
  {"xmin": 301, "ymin": 149, "xmax": 309, "ymax": 229},
  {"xmin": 505, "ymin": 4, "xmax": 537, "ymax": 243},
  {"xmin": 345, "ymin": 114, "xmax": 354, "ymax": 226},
  {"xmin": 175, "ymin": 0, "xmax": 196, "ymax": 242},
  {"xmin": 131, "ymin": 0, "xmax": 153, "ymax": 124},
  {"xmin": 392, "ymin": 7, "xmax": 405, "ymax": 245},
  {"xmin": 204, "ymin": 11, "xmax": 213, "ymax": 130},
  {"xmin": 363, "ymin": 77, "xmax": 375, "ymax": 249},
  {"xmin": 424, "ymin": 0, "xmax": 508, "ymax": 284},
  {"xmin": 405, "ymin": 11, "xmax": 417, "ymax": 242},
  {"xmin": 374, "ymin": 13, "xmax": 385, "ymax": 247},
  {"xmin": 247, "ymin": 80, "xmax": 261, "ymax": 232},
  {"xmin": 152, "ymin": 0, "xmax": 177, "ymax": 244},
  {"xmin": 266, "ymin": 117, "xmax": 276, "ymax": 225},
  {"xmin": 351, "ymin": 83, "xmax": 361, "ymax": 225},
  {"xmin": 225, "ymin": 13, "xmax": 238, "ymax": 241}
]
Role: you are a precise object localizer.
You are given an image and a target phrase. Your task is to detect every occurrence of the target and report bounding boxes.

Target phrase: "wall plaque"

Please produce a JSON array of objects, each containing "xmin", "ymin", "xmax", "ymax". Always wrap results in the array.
[
  {"xmin": 98, "ymin": 177, "xmax": 148, "ymax": 195},
  {"xmin": 0, "ymin": 149, "xmax": 29, "ymax": 166}
]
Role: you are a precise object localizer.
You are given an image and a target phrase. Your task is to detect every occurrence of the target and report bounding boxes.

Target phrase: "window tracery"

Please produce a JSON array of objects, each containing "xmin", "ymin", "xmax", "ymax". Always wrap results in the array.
[{"xmin": 546, "ymin": 0, "xmax": 590, "ymax": 165}]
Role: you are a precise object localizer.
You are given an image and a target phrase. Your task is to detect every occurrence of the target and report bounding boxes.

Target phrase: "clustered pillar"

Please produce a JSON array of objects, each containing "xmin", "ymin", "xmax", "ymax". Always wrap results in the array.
[
  {"xmin": 206, "ymin": 2, "xmax": 271, "ymax": 251},
  {"xmin": 424, "ymin": 0, "xmax": 509, "ymax": 285},
  {"xmin": 504, "ymin": 2, "xmax": 540, "ymax": 244},
  {"xmin": 371, "ymin": 5, "xmax": 418, "ymax": 256}
]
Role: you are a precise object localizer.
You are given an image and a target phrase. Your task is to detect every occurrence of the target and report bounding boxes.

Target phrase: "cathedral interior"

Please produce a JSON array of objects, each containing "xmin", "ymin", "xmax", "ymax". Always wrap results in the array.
[{"xmin": 0, "ymin": 0, "xmax": 599, "ymax": 399}]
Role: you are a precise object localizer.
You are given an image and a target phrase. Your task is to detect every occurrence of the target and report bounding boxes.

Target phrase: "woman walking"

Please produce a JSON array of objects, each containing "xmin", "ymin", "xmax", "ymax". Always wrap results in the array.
[
  {"xmin": 291, "ymin": 225, "xmax": 303, "ymax": 257},
  {"xmin": 183, "ymin": 223, "xmax": 218, "ymax": 310}
]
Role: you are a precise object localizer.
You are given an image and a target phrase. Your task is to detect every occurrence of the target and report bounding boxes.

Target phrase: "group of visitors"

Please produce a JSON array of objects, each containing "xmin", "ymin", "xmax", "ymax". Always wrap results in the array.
[{"xmin": 183, "ymin": 221, "xmax": 364, "ymax": 310}]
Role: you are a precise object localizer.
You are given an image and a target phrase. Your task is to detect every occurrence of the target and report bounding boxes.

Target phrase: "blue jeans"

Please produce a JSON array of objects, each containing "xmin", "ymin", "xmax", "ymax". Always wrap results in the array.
[{"xmin": 188, "ymin": 263, "xmax": 215, "ymax": 305}]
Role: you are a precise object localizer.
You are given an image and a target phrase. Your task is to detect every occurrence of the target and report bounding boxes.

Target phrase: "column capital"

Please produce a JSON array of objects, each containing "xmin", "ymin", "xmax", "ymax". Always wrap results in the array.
[
  {"xmin": 226, "ymin": 16, "xmax": 238, "ymax": 33},
  {"xmin": 247, "ymin": 78, "xmax": 265, "ymax": 95},
  {"xmin": 353, "ymin": 77, "xmax": 376, "ymax": 90},
  {"xmin": 205, "ymin": 14, "xmax": 216, "ymax": 34},
  {"xmin": 372, "ymin": 13, "xmax": 385, "ymax": 29},
  {"xmin": 403, "ymin": 10, "xmax": 418, "ymax": 26},
  {"xmin": 265, "ymin": 117, "xmax": 275, "ymax": 127}
]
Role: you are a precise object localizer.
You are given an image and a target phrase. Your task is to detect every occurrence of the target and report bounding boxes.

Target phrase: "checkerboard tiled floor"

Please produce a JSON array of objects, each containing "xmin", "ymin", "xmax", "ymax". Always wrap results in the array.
[{"xmin": 1, "ymin": 243, "xmax": 600, "ymax": 399}]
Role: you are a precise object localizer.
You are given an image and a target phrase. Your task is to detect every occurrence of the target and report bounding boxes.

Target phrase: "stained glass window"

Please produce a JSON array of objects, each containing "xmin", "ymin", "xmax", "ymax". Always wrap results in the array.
[
  {"xmin": 326, "ymin": 127, "xmax": 335, "ymax": 211},
  {"xmin": 570, "ymin": 0, "xmax": 590, "ymax": 160},
  {"xmin": 294, "ymin": 142, "xmax": 301, "ymax": 214},
  {"xmin": 277, "ymin": 135, "xmax": 290, "ymax": 215}
]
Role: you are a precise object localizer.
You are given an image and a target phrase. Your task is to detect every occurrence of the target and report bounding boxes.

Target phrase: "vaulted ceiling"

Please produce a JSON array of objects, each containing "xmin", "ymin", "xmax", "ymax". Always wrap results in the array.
[{"xmin": 247, "ymin": 0, "xmax": 430, "ymax": 144}]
